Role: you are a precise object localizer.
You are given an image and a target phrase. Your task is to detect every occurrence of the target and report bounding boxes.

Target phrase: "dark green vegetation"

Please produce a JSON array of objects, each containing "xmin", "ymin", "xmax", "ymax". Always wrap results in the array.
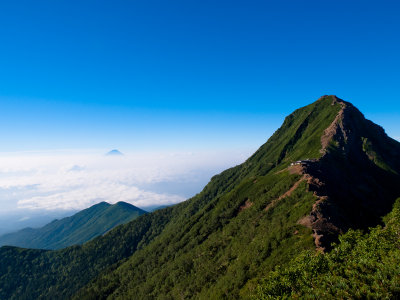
[
  {"xmin": 0, "ymin": 201, "xmax": 146, "ymax": 250},
  {"xmin": 1, "ymin": 96, "xmax": 399, "ymax": 299},
  {"xmin": 256, "ymin": 198, "xmax": 400, "ymax": 299}
]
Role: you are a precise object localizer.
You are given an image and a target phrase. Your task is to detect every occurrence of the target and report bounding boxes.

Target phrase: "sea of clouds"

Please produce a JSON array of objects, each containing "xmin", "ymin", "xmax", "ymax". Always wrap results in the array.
[{"xmin": 0, "ymin": 149, "xmax": 251, "ymax": 213}]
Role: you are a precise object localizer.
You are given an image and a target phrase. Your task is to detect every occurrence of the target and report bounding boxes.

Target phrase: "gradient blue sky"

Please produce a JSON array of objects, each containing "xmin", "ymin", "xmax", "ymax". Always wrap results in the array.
[{"xmin": 0, "ymin": 0, "xmax": 399, "ymax": 152}]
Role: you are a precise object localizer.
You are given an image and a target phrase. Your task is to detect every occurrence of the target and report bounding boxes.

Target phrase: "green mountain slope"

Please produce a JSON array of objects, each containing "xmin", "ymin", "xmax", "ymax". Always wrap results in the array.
[
  {"xmin": 75, "ymin": 96, "xmax": 400, "ymax": 299},
  {"xmin": 1, "ymin": 95, "xmax": 399, "ymax": 299},
  {"xmin": 0, "ymin": 201, "xmax": 146, "ymax": 250}
]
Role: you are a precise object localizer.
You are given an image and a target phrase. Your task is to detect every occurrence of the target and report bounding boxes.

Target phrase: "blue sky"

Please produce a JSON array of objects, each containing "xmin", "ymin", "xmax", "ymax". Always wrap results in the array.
[{"xmin": 0, "ymin": 0, "xmax": 399, "ymax": 152}]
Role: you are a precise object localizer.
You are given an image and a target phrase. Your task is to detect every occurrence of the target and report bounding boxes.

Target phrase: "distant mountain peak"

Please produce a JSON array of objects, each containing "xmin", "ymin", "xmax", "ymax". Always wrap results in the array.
[{"xmin": 106, "ymin": 149, "xmax": 123, "ymax": 156}]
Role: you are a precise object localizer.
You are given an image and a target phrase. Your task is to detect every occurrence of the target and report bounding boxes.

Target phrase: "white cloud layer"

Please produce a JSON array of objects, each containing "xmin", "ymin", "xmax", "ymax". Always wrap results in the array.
[{"xmin": 0, "ymin": 149, "xmax": 251, "ymax": 212}]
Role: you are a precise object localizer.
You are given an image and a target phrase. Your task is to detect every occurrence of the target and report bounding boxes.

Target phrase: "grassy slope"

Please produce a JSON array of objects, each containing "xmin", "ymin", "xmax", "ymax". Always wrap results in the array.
[
  {"xmin": 0, "ymin": 96, "xmax": 346, "ymax": 299},
  {"xmin": 0, "ymin": 202, "xmax": 146, "ymax": 250}
]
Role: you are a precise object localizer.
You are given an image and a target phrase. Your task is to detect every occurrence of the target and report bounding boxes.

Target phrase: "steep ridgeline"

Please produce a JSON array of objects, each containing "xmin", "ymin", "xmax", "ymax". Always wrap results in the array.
[
  {"xmin": 1, "ymin": 96, "xmax": 399, "ymax": 299},
  {"xmin": 0, "ymin": 202, "xmax": 146, "ymax": 250},
  {"xmin": 297, "ymin": 97, "xmax": 400, "ymax": 249}
]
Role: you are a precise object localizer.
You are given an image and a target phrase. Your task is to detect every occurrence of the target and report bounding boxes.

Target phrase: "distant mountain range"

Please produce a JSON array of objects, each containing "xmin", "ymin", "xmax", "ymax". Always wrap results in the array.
[
  {"xmin": 0, "ymin": 201, "xmax": 146, "ymax": 250},
  {"xmin": 1, "ymin": 96, "xmax": 399, "ymax": 299}
]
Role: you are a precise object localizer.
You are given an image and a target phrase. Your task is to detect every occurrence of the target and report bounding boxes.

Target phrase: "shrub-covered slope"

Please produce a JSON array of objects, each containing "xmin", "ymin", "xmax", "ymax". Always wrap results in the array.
[
  {"xmin": 0, "ymin": 201, "xmax": 146, "ymax": 250},
  {"xmin": 1, "ymin": 95, "xmax": 399, "ymax": 299},
  {"xmin": 255, "ymin": 198, "xmax": 400, "ymax": 299}
]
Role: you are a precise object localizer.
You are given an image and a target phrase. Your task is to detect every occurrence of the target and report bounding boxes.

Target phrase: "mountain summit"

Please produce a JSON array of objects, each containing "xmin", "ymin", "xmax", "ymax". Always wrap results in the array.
[{"xmin": 1, "ymin": 95, "xmax": 399, "ymax": 299}]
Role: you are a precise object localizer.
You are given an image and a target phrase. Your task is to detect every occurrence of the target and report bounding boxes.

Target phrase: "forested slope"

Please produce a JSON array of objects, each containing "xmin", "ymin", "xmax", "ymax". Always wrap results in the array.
[{"xmin": 256, "ymin": 198, "xmax": 400, "ymax": 299}]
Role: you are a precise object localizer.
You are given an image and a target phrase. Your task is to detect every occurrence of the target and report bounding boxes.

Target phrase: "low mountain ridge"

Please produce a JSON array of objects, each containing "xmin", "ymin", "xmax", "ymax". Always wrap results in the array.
[
  {"xmin": 1, "ymin": 95, "xmax": 399, "ymax": 299},
  {"xmin": 0, "ymin": 201, "xmax": 146, "ymax": 250}
]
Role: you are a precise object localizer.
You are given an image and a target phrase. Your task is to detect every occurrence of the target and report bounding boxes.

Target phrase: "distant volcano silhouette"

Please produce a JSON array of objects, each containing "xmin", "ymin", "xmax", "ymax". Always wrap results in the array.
[{"xmin": 106, "ymin": 149, "xmax": 123, "ymax": 156}]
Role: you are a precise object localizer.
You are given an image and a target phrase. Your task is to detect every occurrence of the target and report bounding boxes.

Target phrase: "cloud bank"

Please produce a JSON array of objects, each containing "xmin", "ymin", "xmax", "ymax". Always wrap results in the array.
[{"xmin": 0, "ymin": 149, "xmax": 251, "ymax": 212}]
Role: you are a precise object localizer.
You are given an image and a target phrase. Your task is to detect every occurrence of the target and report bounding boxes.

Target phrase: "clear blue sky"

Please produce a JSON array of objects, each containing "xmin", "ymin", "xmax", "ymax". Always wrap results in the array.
[{"xmin": 0, "ymin": 0, "xmax": 399, "ymax": 151}]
